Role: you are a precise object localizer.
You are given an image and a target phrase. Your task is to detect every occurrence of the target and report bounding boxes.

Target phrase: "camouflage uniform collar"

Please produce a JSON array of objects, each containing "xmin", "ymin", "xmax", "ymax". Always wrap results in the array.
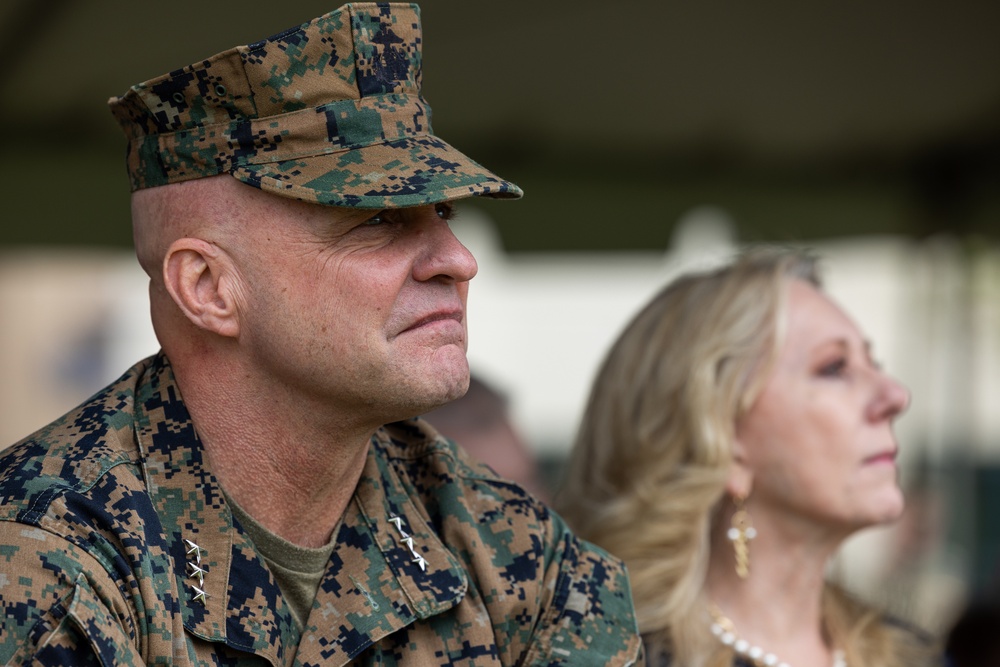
[
  {"xmin": 356, "ymin": 426, "xmax": 470, "ymax": 618},
  {"xmin": 134, "ymin": 353, "xmax": 468, "ymax": 664},
  {"xmin": 295, "ymin": 432, "xmax": 471, "ymax": 664},
  {"xmin": 133, "ymin": 353, "xmax": 295, "ymax": 664}
]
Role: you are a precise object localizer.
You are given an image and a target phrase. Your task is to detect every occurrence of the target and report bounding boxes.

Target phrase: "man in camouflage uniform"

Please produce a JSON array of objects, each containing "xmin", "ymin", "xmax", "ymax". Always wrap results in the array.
[{"xmin": 0, "ymin": 3, "xmax": 642, "ymax": 666}]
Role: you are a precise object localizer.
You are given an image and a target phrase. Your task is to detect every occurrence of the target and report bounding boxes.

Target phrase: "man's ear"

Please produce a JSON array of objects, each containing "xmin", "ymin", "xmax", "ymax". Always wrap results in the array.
[{"xmin": 162, "ymin": 238, "xmax": 240, "ymax": 338}]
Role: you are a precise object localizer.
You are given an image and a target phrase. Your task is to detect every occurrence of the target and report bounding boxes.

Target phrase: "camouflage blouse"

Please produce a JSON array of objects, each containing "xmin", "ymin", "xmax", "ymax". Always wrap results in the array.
[{"xmin": 0, "ymin": 354, "xmax": 642, "ymax": 666}]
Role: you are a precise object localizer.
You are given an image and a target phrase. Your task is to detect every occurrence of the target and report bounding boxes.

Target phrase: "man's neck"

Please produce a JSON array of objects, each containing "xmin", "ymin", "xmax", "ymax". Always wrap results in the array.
[
  {"xmin": 204, "ymin": 431, "xmax": 371, "ymax": 548},
  {"xmin": 172, "ymin": 357, "xmax": 376, "ymax": 548}
]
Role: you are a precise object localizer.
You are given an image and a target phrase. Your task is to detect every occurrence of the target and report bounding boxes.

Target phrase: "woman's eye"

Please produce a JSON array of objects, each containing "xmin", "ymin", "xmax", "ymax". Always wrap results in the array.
[{"xmin": 818, "ymin": 357, "xmax": 848, "ymax": 378}]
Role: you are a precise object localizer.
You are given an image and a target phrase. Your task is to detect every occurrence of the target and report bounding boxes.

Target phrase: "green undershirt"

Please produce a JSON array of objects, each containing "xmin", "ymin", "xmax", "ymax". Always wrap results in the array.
[{"xmin": 224, "ymin": 492, "xmax": 337, "ymax": 632}]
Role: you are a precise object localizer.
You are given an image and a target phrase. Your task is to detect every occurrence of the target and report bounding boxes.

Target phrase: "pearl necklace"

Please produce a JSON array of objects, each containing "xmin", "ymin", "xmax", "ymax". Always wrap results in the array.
[{"xmin": 707, "ymin": 604, "xmax": 846, "ymax": 667}]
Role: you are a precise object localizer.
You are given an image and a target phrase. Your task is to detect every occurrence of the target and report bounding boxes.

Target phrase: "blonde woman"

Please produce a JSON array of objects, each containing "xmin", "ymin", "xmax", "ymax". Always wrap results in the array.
[{"xmin": 556, "ymin": 249, "xmax": 941, "ymax": 667}]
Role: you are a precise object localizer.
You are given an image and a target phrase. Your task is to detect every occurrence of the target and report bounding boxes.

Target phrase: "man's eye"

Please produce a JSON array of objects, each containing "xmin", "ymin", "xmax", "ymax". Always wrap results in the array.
[
  {"xmin": 435, "ymin": 202, "xmax": 454, "ymax": 220},
  {"xmin": 363, "ymin": 211, "xmax": 387, "ymax": 226}
]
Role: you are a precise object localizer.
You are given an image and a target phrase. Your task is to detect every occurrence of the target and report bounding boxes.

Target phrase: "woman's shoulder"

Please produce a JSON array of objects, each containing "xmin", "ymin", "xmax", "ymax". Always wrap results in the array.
[
  {"xmin": 827, "ymin": 584, "xmax": 942, "ymax": 660},
  {"xmin": 642, "ymin": 641, "xmax": 753, "ymax": 667},
  {"xmin": 882, "ymin": 612, "xmax": 937, "ymax": 643},
  {"xmin": 855, "ymin": 606, "xmax": 944, "ymax": 664},
  {"xmin": 643, "ymin": 653, "xmax": 751, "ymax": 667}
]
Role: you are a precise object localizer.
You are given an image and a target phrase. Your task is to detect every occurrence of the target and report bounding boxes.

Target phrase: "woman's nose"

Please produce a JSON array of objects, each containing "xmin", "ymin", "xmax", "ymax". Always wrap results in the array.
[{"xmin": 870, "ymin": 370, "xmax": 910, "ymax": 421}]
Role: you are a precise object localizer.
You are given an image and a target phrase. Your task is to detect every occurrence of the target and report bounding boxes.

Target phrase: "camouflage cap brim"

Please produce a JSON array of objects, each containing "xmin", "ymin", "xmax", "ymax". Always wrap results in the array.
[
  {"xmin": 108, "ymin": 3, "xmax": 522, "ymax": 209},
  {"xmin": 235, "ymin": 134, "xmax": 521, "ymax": 208}
]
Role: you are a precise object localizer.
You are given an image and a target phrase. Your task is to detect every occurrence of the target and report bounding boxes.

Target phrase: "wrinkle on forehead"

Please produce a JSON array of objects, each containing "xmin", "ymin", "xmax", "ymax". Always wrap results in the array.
[{"xmin": 132, "ymin": 176, "xmax": 397, "ymax": 290}]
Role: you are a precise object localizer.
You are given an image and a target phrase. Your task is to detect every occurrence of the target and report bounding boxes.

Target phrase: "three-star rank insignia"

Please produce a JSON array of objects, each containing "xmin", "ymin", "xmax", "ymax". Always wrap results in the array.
[
  {"xmin": 184, "ymin": 538, "xmax": 209, "ymax": 605},
  {"xmin": 388, "ymin": 515, "xmax": 428, "ymax": 572}
]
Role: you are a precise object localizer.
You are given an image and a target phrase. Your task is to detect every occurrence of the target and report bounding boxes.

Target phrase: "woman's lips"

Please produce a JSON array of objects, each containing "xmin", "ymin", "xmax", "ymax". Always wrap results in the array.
[{"xmin": 864, "ymin": 450, "xmax": 897, "ymax": 465}]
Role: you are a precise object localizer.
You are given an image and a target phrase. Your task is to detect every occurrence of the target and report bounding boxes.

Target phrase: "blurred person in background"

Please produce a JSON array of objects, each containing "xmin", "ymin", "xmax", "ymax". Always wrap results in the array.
[
  {"xmin": 944, "ymin": 558, "xmax": 1000, "ymax": 667},
  {"xmin": 945, "ymin": 595, "xmax": 1000, "ymax": 666},
  {"xmin": 424, "ymin": 373, "xmax": 550, "ymax": 503},
  {"xmin": 556, "ymin": 248, "xmax": 942, "ymax": 666},
  {"xmin": 0, "ymin": 4, "xmax": 641, "ymax": 665},
  {"xmin": 878, "ymin": 476, "xmax": 966, "ymax": 635}
]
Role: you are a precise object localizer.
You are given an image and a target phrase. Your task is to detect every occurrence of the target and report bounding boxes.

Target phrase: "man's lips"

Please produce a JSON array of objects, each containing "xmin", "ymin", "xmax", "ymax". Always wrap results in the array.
[{"xmin": 400, "ymin": 309, "xmax": 464, "ymax": 335}]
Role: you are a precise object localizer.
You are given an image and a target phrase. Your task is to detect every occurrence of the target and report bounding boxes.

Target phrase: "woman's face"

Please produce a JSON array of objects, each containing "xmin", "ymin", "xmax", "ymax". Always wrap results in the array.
[{"xmin": 734, "ymin": 279, "xmax": 910, "ymax": 536}]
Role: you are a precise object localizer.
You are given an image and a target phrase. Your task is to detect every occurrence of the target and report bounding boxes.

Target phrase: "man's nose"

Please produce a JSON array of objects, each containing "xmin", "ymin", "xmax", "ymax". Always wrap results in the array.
[{"xmin": 412, "ymin": 209, "xmax": 478, "ymax": 283}]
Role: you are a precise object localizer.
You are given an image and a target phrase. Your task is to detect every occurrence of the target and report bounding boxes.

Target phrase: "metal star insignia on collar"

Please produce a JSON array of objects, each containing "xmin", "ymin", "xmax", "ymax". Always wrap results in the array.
[
  {"xmin": 389, "ymin": 514, "xmax": 428, "ymax": 573},
  {"xmin": 388, "ymin": 516, "xmax": 409, "ymax": 538},
  {"xmin": 190, "ymin": 585, "xmax": 209, "ymax": 605},
  {"xmin": 186, "ymin": 561, "xmax": 207, "ymax": 586},
  {"xmin": 184, "ymin": 538, "xmax": 203, "ymax": 564}
]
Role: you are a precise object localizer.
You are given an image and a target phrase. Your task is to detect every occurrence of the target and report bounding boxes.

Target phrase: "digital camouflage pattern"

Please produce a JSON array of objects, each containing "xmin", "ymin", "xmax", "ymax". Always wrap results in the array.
[
  {"xmin": 107, "ymin": 3, "xmax": 522, "ymax": 208},
  {"xmin": 0, "ymin": 354, "xmax": 643, "ymax": 666}
]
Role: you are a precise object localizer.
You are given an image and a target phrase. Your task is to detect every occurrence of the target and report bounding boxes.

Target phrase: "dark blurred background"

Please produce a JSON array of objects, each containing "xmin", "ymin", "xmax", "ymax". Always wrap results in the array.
[{"xmin": 1, "ymin": 0, "xmax": 998, "ymax": 250}]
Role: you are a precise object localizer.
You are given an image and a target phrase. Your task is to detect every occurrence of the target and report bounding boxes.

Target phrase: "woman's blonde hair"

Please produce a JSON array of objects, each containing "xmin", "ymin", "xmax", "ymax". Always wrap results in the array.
[{"xmin": 555, "ymin": 247, "xmax": 935, "ymax": 666}]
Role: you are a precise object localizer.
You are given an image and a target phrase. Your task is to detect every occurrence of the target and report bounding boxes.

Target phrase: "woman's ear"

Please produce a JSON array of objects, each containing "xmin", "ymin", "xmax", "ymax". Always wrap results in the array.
[
  {"xmin": 162, "ymin": 238, "xmax": 240, "ymax": 338},
  {"xmin": 725, "ymin": 436, "xmax": 754, "ymax": 499}
]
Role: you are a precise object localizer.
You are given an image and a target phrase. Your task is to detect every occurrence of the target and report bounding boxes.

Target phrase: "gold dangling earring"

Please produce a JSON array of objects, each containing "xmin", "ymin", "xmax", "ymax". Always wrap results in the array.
[{"xmin": 727, "ymin": 495, "xmax": 756, "ymax": 579}]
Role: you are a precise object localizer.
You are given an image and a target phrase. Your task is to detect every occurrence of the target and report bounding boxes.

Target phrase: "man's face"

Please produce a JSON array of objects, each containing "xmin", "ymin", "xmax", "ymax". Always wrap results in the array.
[{"xmin": 219, "ymin": 185, "xmax": 478, "ymax": 428}]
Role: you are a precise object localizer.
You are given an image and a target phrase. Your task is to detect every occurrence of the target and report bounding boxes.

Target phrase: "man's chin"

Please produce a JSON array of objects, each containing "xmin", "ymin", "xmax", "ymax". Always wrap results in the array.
[
  {"xmin": 429, "ymin": 345, "xmax": 470, "ymax": 383},
  {"xmin": 388, "ymin": 358, "xmax": 469, "ymax": 420},
  {"xmin": 430, "ymin": 366, "xmax": 472, "ymax": 406}
]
